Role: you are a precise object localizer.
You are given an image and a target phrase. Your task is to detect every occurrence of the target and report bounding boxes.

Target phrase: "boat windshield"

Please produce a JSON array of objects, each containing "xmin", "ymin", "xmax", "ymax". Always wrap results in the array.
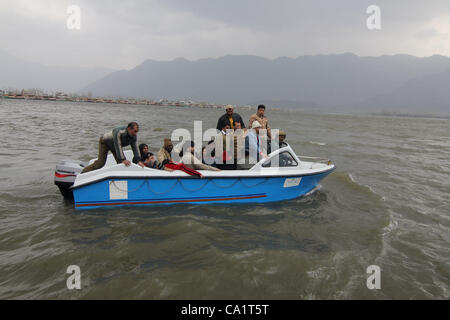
[{"xmin": 262, "ymin": 151, "xmax": 298, "ymax": 168}]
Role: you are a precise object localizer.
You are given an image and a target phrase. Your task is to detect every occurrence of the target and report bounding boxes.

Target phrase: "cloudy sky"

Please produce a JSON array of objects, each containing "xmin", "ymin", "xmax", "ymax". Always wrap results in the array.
[{"xmin": 1, "ymin": 0, "xmax": 449, "ymax": 69}]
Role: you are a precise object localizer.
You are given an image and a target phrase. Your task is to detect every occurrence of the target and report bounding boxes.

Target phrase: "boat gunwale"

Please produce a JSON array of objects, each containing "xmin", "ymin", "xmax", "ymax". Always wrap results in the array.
[{"xmin": 71, "ymin": 165, "xmax": 336, "ymax": 190}]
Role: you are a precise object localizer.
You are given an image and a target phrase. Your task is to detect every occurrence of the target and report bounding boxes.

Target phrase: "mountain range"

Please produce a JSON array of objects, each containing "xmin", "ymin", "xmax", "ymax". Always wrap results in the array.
[
  {"xmin": 1, "ymin": 50, "xmax": 449, "ymax": 115},
  {"xmin": 82, "ymin": 53, "xmax": 450, "ymax": 115}
]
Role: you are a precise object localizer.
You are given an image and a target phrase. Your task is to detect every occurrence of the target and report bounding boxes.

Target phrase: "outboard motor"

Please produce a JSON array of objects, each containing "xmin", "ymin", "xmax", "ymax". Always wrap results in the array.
[{"xmin": 54, "ymin": 160, "xmax": 87, "ymax": 198}]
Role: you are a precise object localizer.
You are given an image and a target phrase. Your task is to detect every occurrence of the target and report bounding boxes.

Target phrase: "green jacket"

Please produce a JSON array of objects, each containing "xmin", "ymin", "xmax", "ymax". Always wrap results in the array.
[{"xmin": 102, "ymin": 126, "xmax": 141, "ymax": 163}]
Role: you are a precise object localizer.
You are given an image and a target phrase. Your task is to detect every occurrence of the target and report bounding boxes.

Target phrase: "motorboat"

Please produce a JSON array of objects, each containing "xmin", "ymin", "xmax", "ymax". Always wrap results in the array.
[{"xmin": 54, "ymin": 145, "xmax": 335, "ymax": 210}]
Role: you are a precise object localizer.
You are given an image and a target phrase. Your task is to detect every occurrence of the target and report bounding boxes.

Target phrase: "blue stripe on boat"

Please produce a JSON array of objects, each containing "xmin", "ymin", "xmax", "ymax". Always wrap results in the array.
[
  {"xmin": 75, "ymin": 193, "xmax": 267, "ymax": 208},
  {"xmin": 75, "ymin": 193, "xmax": 267, "ymax": 204}
]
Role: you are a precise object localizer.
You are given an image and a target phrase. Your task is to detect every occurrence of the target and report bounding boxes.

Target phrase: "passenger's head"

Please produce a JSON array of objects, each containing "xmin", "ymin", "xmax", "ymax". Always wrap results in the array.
[
  {"xmin": 206, "ymin": 140, "xmax": 216, "ymax": 157},
  {"xmin": 139, "ymin": 143, "xmax": 149, "ymax": 155},
  {"xmin": 146, "ymin": 152, "xmax": 156, "ymax": 165},
  {"xmin": 144, "ymin": 152, "xmax": 154, "ymax": 160},
  {"xmin": 163, "ymin": 138, "xmax": 173, "ymax": 153},
  {"xmin": 142, "ymin": 152, "xmax": 153, "ymax": 162},
  {"xmin": 251, "ymin": 120, "xmax": 262, "ymax": 134},
  {"xmin": 279, "ymin": 130, "xmax": 286, "ymax": 143},
  {"xmin": 222, "ymin": 124, "xmax": 231, "ymax": 132},
  {"xmin": 127, "ymin": 122, "xmax": 139, "ymax": 136},
  {"xmin": 235, "ymin": 121, "xmax": 242, "ymax": 129},
  {"xmin": 257, "ymin": 105, "xmax": 266, "ymax": 117},
  {"xmin": 225, "ymin": 104, "xmax": 234, "ymax": 116},
  {"xmin": 180, "ymin": 141, "xmax": 195, "ymax": 157}
]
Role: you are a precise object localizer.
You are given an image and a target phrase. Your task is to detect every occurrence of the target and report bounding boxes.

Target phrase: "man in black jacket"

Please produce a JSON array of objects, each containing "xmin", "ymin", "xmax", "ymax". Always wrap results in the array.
[
  {"xmin": 81, "ymin": 122, "xmax": 145, "ymax": 173},
  {"xmin": 216, "ymin": 105, "xmax": 245, "ymax": 131}
]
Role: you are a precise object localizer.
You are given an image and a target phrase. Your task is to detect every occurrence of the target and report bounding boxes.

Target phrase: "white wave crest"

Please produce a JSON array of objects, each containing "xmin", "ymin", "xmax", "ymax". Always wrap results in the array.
[{"xmin": 309, "ymin": 141, "xmax": 327, "ymax": 146}]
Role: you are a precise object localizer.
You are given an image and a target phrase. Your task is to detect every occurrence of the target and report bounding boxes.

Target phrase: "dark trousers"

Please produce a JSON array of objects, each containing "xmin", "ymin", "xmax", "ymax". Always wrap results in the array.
[
  {"xmin": 216, "ymin": 158, "xmax": 237, "ymax": 170},
  {"xmin": 81, "ymin": 137, "xmax": 120, "ymax": 173}
]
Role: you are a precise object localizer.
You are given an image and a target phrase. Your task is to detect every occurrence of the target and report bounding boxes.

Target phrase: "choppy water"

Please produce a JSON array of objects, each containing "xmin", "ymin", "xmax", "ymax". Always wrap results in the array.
[{"xmin": 0, "ymin": 99, "xmax": 449, "ymax": 299}]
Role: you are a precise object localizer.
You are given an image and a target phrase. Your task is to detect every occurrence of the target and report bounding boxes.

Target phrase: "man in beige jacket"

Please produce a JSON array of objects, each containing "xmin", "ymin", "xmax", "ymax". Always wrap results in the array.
[
  {"xmin": 157, "ymin": 138, "xmax": 173, "ymax": 164},
  {"xmin": 248, "ymin": 104, "xmax": 271, "ymax": 139}
]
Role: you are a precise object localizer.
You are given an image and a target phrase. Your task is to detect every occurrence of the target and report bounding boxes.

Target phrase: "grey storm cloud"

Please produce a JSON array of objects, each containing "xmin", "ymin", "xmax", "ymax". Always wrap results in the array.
[{"xmin": 0, "ymin": 0, "xmax": 449, "ymax": 69}]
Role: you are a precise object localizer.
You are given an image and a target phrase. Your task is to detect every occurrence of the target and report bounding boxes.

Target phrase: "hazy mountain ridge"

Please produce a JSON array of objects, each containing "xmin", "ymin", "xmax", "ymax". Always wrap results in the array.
[
  {"xmin": 2, "ymin": 50, "xmax": 449, "ymax": 115},
  {"xmin": 357, "ymin": 68, "xmax": 450, "ymax": 115},
  {"xmin": 0, "ymin": 50, "xmax": 114, "ymax": 93},
  {"xmin": 82, "ymin": 53, "xmax": 450, "ymax": 114}
]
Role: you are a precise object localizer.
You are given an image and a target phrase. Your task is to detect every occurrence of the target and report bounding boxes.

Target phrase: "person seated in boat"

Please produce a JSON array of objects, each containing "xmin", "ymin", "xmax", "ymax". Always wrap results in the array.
[
  {"xmin": 81, "ymin": 122, "xmax": 145, "ymax": 173},
  {"xmin": 157, "ymin": 138, "xmax": 173, "ymax": 164},
  {"xmin": 161, "ymin": 158, "xmax": 204, "ymax": 178},
  {"xmin": 216, "ymin": 104, "xmax": 245, "ymax": 131},
  {"xmin": 219, "ymin": 123, "xmax": 231, "ymax": 136},
  {"xmin": 202, "ymin": 142, "xmax": 217, "ymax": 167},
  {"xmin": 180, "ymin": 141, "xmax": 220, "ymax": 171},
  {"xmin": 139, "ymin": 143, "xmax": 149, "ymax": 158},
  {"xmin": 158, "ymin": 159, "xmax": 173, "ymax": 171},
  {"xmin": 218, "ymin": 121, "xmax": 247, "ymax": 170},
  {"xmin": 154, "ymin": 140, "xmax": 207, "ymax": 177},
  {"xmin": 215, "ymin": 124, "xmax": 237, "ymax": 170},
  {"xmin": 279, "ymin": 130, "xmax": 288, "ymax": 148},
  {"xmin": 142, "ymin": 152, "xmax": 158, "ymax": 169},
  {"xmin": 234, "ymin": 121, "xmax": 247, "ymax": 133},
  {"xmin": 232, "ymin": 121, "xmax": 248, "ymax": 169},
  {"xmin": 245, "ymin": 120, "xmax": 268, "ymax": 164}
]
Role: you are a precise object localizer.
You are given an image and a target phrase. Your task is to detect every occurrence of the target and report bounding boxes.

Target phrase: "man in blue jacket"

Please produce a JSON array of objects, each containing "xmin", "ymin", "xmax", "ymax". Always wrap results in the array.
[{"xmin": 81, "ymin": 122, "xmax": 145, "ymax": 173}]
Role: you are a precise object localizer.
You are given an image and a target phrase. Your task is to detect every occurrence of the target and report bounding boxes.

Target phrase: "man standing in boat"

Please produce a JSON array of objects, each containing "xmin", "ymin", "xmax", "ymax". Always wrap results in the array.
[
  {"xmin": 216, "ymin": 104, "xmax": 245, "ymax": 131},
  {"xmin": 81, "ymin": 122, "xmax": 145, "ymax": 173},
  {"xmin": 248, "ymin": 104, "xmax": 271, "ymax": 139}
]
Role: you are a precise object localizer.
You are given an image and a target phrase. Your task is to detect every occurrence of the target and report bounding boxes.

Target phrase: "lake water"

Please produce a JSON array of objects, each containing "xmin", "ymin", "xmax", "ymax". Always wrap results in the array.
[{"xmin": 0, "ymin": 99, "xmax": 448, "ymax": 299}]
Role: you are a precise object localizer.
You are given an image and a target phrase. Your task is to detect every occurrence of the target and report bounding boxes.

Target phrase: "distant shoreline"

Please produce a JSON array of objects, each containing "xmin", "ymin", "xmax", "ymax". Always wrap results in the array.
[
  {"xmin": 0, "ymin": 92, "xmax": 224, "ymax": 109},
  {"xmin": 1, "ymin": 91, "xmax": 448, "ymax": 119}
]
